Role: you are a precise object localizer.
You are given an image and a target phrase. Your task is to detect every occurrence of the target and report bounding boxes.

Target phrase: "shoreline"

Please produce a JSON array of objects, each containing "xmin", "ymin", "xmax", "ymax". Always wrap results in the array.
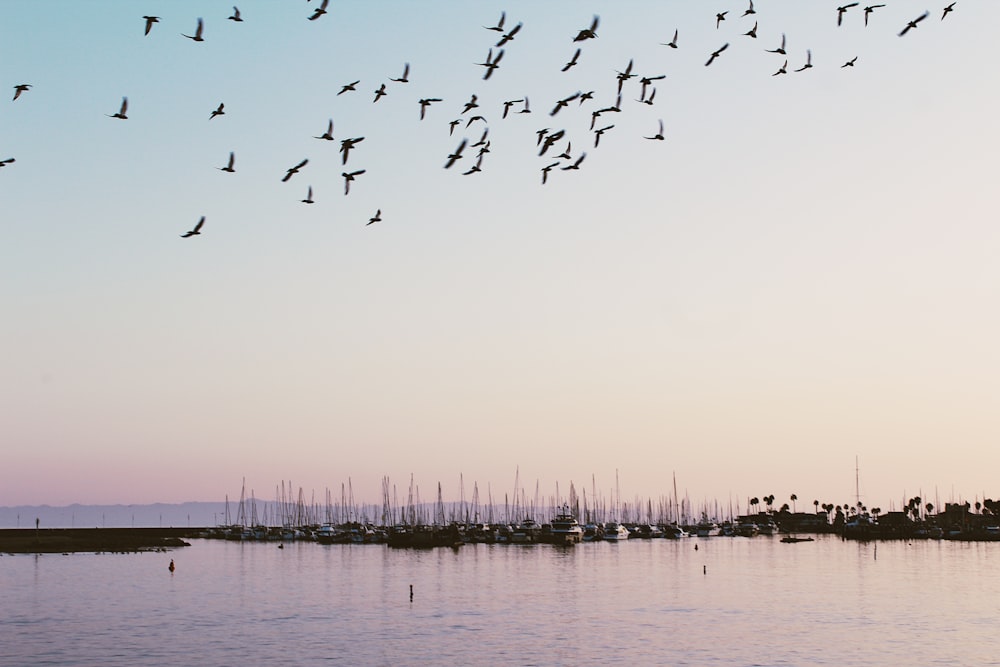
[{"xmin": 0, "ymin": 528, "xmax": 197, "ymax": 554}]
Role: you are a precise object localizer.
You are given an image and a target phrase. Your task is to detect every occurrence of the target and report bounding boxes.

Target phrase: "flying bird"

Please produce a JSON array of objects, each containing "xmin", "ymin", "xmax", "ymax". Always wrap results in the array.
[
  {"xmin": 502, "ymin": 98, "xmax": 523, "ymax": 118},
  {"xmin": 342, "ymin": 170, "xmax": 365, "ymax": 195},
  {"xmin": 461, "ymin": 94, "xmax": 479, "ymax": 114},
  {"xmin": 477, "ymin": 48, "xmax": 505, "ymax": 80},
  {"xmin": 444, "ymin": 139, "xmax": 467, "ymax": 168},
  {"xmin": 390, "ymin": 63, "xmax": 410, "ymax": 83},
  {"xmin": 772, "ymin": 60, "xmax": 788, "ymax": 76},
  {"xmin": 743, "ymin": 0, "xmax": 756, "ymax": 16},
  {"xmin": 339, "ymin": 137, "xmax": 364, "ymax": 164},
  {"xmin": 705, "ymin": 43, "xmax": 729, "ymax": 67},
  {"xmin": 899, "ymin": 11, "xmax": 929, "ymax": 36},
  {"xmin": 496, "ymin": 22, "xmax": 522, "ymax": 48},
  {"xmin": 367, "ymin": 209, "xmax": 381, "ymax": 226},
  {"xmin": 338, "ymin": 80, "xmax": 360, "ymax": 95},
  {"xmin": 555, "ymin": 141, "xmax": 572, "ymax": 161},
  {"xmin": 314, "ymin": 119, "xmax": 334, "ymax": 140},
  {"xmin": 180, "ymin": 216, "xmax": 205, "ymax": 238},
  {"xmin": 941, "ymin": 3, "xmax": 956, "ymax": 20},
  {"xmin": 550, "ymin": 91, "xmax": 581, "ymax": 116},
  {"xmin": 638, "ymin": 87, "xmax": 656, "ymax": 106},
  {"xmin": 593, "ymin": 125, "xmax": 613, "ymax": 147},
  {"xmin": 209, "ymin": 103, "xmax": 225, "ymax": 120},
  {"xmin": 142, "ymin": 16, "xmax": 159, "ymax": 35},
  {"xmin": 218, "ymin": 152, "xmax": 236, "ymax": 172},
  {"xmin": 716, "ymin": 12, "xmax": 728, "ymax": 28},
  {"xmin": 842, "ymin": 56, "xmax": 858, "ymax": 68},
  {"xmin": 561, "ymin": 152, "xmax": 586, "ymax": 170},
  {"xmin": 107, "ymin": 97, "xmax": 128, "ymax": 119},
  {"xmin": 766, "ymin": 34, "xmax": 786, "ymax": 54},
  {"xmin": 302, "ymin": 185, "xmax": 315, "ymax": 204},
  {"xmin": 518, "ymin": 97, "xmax": 531, "ymax": 114},
  {"xmin": 540, "ymin": 162, "xmax": 560, "ymax": 184},
  {"xmin": 485, "ymin": 12, "xmax": 506, "ymax": 32},
  {"xmin": 282, "ymin": 158, "xmax": 308, "ymax": 182},
  {"xmin": 418, "ymin": 98, "xmax": 442, "ymax": 120},
  {"xmin": 863, "ymin": 5, "xmax": 885, "ymax": 26},
  {"xmin": 182, "ymin": 17, "xmax": 204, "ymax": 41},
  {"xmin": 562, "ymin": 48, "xmax": 581, "ymax": 72},
  {"xmin": 645, "ymin": 119, "xmax": 665, "ymax": 140},
  {"xmin": 471, "ymin": 127, "xmax": 490, "ymax": 148},
  {"xmin": 0, "ymin": 157, "xmax": 15, "ymax": 168},
  {"xmin": 308, "ymin": 0, "xmax": 329, "ymax": 21},
  {"xmin": 795, "ymin": 50, "xmax": 813, "ymax": 72},
  {"xmin": 448, "ymin": 119, "xmax": 461, "ymax": 135},
  {"xmin": 12, "ymin": 84, "xmax": 31, "ymax": 101},
  {"xmin": 573, "ymin": 15, "xmax": 599, "ymax": 41},
  {"xmin": 463, "ymin": 155, "xmax": 484, "ymax": 176},
  {"xmin": 466, "ymin": 115, "xmax": 486, "ymax": 127},
  {"xmin": 662, "ymin": 29, "xmax": 678, "ymax": 49},
  {"xmin": 744, "ymin": 21, "xmax": 758, "ymax": 38},
  {"xmin": 373, "ymin": 83, "xmax": 387, "ymax": 103},
  {"xmin": 837, "ymin": 3, "xmax": 859, "ymax": 26},
  {"xmin": 228, "ymin": 6, "xmax": 243, "ymax": 22}
]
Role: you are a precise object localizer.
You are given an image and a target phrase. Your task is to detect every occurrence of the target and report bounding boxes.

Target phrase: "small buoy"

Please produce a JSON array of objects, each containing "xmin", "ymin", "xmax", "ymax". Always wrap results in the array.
[
  {"xmin": 168, "ymin": 559, "xmax": 175, "ymax": 573},
  {"xmin": 703, "ymin": 565, "xmax": 707, "ymax": 575},
  {"xmin": 694, "ymin": 544, "xmax": 698, "ymax": 551},
  {"xmin": 278, "ymin": 543, "xmax": 284, "ymax": 549},
  {"xmin": 409, "ymin": 584, "xmax": 413, "ymax": 602}
]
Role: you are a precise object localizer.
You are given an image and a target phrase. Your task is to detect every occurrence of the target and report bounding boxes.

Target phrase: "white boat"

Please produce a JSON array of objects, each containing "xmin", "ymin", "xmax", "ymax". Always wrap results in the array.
[
  {"xmin": 549, "ymin": 506, "xmax": 584, "ymax": 544},
  {"xmin": 696, "ymin": 521, "xmax": 720, "ymax": 537},
  {"xmin": 603, "ymin": 521, "xmax": 630, "ymax": 541},
  {"xmin": 662, "ymin": 524, "xmax": 690, "ymax": 539}
]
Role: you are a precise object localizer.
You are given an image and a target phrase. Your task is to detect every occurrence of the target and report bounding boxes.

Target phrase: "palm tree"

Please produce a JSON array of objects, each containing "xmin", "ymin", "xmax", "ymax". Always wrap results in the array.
[
  {"xmin": 925, "ymin": 502, "xmax": 934, "ymax": 517},
  {"xmin": 750, "ymin": 497, "xmax": 760, "ymax": 515},
  {"xmin": 813, "ymin": 499, "xmax": 819, "ymax": 514},
  {"xmin": 790, "ymin": 493, "xmax": 797, "ymax": 514}
]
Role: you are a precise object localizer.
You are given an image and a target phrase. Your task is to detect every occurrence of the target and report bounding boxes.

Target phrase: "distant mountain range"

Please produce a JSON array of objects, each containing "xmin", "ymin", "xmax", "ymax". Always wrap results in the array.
[{"xmin": 0, "ymin": 502, "xmax": 228, "ymax": 528}]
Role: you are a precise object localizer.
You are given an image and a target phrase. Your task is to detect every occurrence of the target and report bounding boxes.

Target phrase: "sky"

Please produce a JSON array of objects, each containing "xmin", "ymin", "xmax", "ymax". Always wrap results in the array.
[{"xmin": 2, "ymin": 1, "xmax": 998, "ymax": 513}]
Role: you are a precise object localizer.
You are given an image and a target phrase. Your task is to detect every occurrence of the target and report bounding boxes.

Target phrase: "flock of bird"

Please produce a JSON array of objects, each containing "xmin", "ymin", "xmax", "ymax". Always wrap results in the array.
[{"xmin": 2, "ymin": 2, "xmax": 963, "ymax": 237}]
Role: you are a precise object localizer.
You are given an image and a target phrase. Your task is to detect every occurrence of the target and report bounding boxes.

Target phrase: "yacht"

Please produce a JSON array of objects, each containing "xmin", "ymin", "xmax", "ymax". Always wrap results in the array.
[
  {"xmin": 603, "ymin": 521, "xmax": 631, "ymax": 541},
  {"xmin": 549, "ymin": 506, "xmax": 584, "ymax": 544}
]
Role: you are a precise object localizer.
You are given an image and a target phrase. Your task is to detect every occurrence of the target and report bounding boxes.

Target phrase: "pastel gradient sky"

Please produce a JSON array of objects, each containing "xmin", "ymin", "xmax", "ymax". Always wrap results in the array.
[{"xmin": 2, "ymin": 1, "xmax": 997, "ymax": 511}]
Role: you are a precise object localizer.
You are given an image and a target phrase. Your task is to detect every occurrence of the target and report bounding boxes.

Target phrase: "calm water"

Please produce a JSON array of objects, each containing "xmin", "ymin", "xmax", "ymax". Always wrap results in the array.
[{"xmin": 3, "ymin": 536, "xmax": 1000, "ymax": 666}]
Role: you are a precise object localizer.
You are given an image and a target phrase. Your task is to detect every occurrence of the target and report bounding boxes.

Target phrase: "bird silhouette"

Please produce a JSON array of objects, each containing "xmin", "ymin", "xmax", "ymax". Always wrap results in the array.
[
  {"xmin": 308, "ymin": 0, "xmax": 329, "ymax": 21},
  {"xmin": 465, "ymin": 115, "xmax": 486, "ymax": 127},
  {"xmin": 744, "ymin": 21, "xmax": 758, "ymax": 38},
  {"xmin": 541, "ymin": 162, "xmax": 560, "ymax": 184},
  {"xmin": 12, "ymin": 84, "xmax": 31, "ymax": 101},
  {"xmin": 842, "ymin": 56, "xmax": 858, "ymax": 68},
  {"xmin": 418, "ymin": 98, "xmax": 442, "ymax": 120},
  {"xmin": 550, "ymin": 91, "xmax": 581, "ymax": 116},
  {"xmin": 218, "ymin": 152, "xmax": 235, "ymax": 172},
  {"xmin": 502, "ymin": 99, "xmax": 523, "ymax": 118},
  {"xmin": 561, "ymin": 152, "xmax": 586, "ymax": 170},
  {"xmin": 942, "ymin": 3, "xmax": 955, "ymax": 20},
  {"xmin": 142, "ymin": 16, "xmax": 159, "ymax": 36},
  {"xmin": 538, "ymin": 130, "xmax": 565, "ymax": 156},
  {"xmin": 705, "ymin": 43, "xmax": 729, "ymax": 67},
  {"xmin": 182, "ymin": 17, "xmax": 204, "ymax": 41},
  {"xmin": 338, "ymin": 80, "xmax": 360, "ymax": 95},
  {"xmin": 772, "ymin": 60, "xmax": 788, "ymax": 76},
  {"xmin": 795, "ymin": 50, "xmax": 813, "ymax": 72},
  {"xmin": 444, "ymin": 139, "xmax": 467, "ymax": 168},
  {"xmin": 282, "ymin": 158, "xmax": 308, "ymax": 182},
  {"xmin": 180, "ymin": 216, "xmax": 205, "ymax": 238},
  {"xmin": 0, "ymin": 157, "xmax": 15, "ymax": 168},
  {"xmin": 716, "ymin": 12, "xmax": 728, "ymax": 28},
  {"xmin": 373, "ymin": 83, "xmax": 387, "ymax": 103},
  {"xmin": 518, "ymin": 97, "xmax": 531, "ymax": 114},
  {"xmin": 593, "ymin": 126, "xmax": 613, "ymax": 147},
  {"xmin": 342, "ymin": 170, "xmax": 365, "ymax": 195},
  {"xmin": 662, "ymin": 29, "xmax": 678, "ymax": 49},
  {"xmin": 899, "ymin": 11, "xmax": 929, "ymax": 36},
  {"xmin": 562, "ymin": 49, "xmax": 581, "ymax": 72},
  {"xmin": 477, "ymin": 49, "xmax": 505, "ymax": 80},
  {"xmin": 496, "ymin": 22, "xmax": 522, "ymax": 48},
  {"xmin": 209, "ymin": 103, "xmax": 225, "ymax": 120},
  {"xmin": 743, "ymin": 0, "xmax": 756, "ymax": 16},
  {"xmin": 228, "ymin": 7, "xmax": 243, "ymax": 22},
  {"xmin": 339, "ymin": 137, "xmax": 364, "ymax": 164},
  {"xmin": 390, "ymin": 63, "xmax": 410, "ymax": 83},
  {"xmin": 107, "ymin": 97, "xmax": 128, "ymax": 119},
  {"xmin": 645, "ymin": 119, "xmax": 665, "ymax": 140},
  {"xmin": 448, "ymin": 119, "xmax": 461, "ymax": 135},
  {"xmin": 766, "ymin": 34, "xmax": 786, "ymax": 54},
  {"xmin": 463, "ymin": 155, "xmax": 484, "ymax": 176},
  {"xmin": 366, "ymin": 209, "xmax": 382, "ymax": 226},
  {"xmin": 302, "ymin": 185, "xmax": 315, "ymax": 203},
  {"xmin": 863, "ymin": 5, "xmax": 885, "ymax": 26},
  {"xmin": 461, "ymin": 94, "xmax": 479, "ymax": 114},
  {"xmin": 314, "ymin": 119, "xmax": 334, "ymax": 140},
  {"xmin": 837, "ymin": 3, "xmax": 859, "ymax": 26},
  {"xmin": 485, "ymin": 12, "xmax": 505, "ymax": 32},
  {"xmin": 573, "ymin": 15, "xmax": 599, "ymax": 41}
]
